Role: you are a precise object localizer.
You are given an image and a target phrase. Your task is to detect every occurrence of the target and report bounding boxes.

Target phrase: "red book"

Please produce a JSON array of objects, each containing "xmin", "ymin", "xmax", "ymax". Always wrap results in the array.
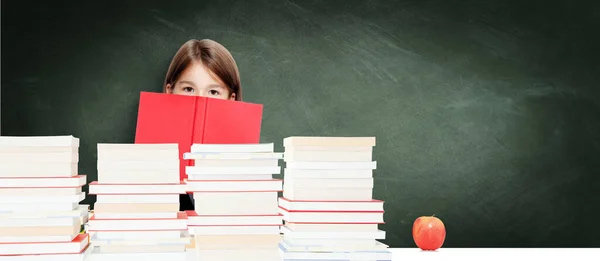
[{"xmin": 135, "ymin": 92, "xmax": 263, "ymax": 180}]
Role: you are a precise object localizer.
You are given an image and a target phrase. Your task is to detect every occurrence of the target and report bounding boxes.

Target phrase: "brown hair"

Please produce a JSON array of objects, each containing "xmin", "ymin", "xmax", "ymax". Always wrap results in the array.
[{"xmin": 163, "ymin": 39, "xmax": 242, "ymax": 100}]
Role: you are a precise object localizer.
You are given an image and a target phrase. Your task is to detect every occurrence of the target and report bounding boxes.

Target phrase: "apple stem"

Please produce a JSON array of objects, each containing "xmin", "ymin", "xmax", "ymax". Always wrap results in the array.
[{"xmin": 432, "ymin": 214, "xmax": 436, "ymax": 217}]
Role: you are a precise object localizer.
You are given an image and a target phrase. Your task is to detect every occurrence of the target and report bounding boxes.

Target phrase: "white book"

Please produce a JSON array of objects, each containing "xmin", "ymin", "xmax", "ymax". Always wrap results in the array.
[
  {"xmin": 284, "ymin": 145, "xmax": 373, "ymax": 152},
  {"xmin": 0, "ymin": 216, "xmax": 79, "ymax": 227},
  {"xmin": 0, "ymin": 152, "xmax": 78, "ymax": 163},
  {"xmin": 95, "ymin": 194, "xmax": 180, "ymax": 204},
  {"xmin": 0, "ymin": 246, "xmax": 90, "ymax": 261},
  {"xmin": 97, "ymin": 170, "xmax": 180, "ymax": 185},
  {"xmin": 0, "ymin": 135, "xmax": 79, "ymax": 147},
  {"xmin": 283, "ymin": 177, "xmax": 374, "ymax": 189},
  {"xmin": 97, "ymin": 143, "xmax": 179, "ymax": 161},
  {"xmin": 93, "ymin": 230, "xmax": 183, "ymax": 240},
  {"xmin": 0, "ymin": 163, "xmax": 78, "ymax": 178},
  {"xmin": 0, "ymin": 146, "xmax": 77, "ymax": 154},
  {"xmin": 0, "ymin": 193, "xmax": 85, "ymax": 203},
  {"xmin": 188, "ymin": 225, "xmax": 280, "ymax": 235},
  {"xmin": 0, "ymin": 235, "xmax": 88, "ymax": 255},
  {"xmin": 88, "ymin": 182, "xmax": 186, "ymax": 194},
  {"xmin": 95, "ymin": 245, "xmax": 186, "ymax": 253},
  {"xmin": 185, "ymin": 166, "xmax": 281, "ymax": 175},
  {"xmin": 87, "ymin": 214, "xmax": 187, "ymax": 231},
  {"xmin": 93, "ymin": 212, "xmax": 178, "ymax": 219},
  {"xmin": 96, "ymin": 175, "xmax": 180, "ymax": 185},
  {"xmin": 188, "ymin": 215, "xmax": 282, "ymax": 226},
  {"xmin": 279, "ymin": 207, "xmax": 384, "ymax": 223},
  {"xmin": 284, "ymin": 237, "xmax": 380, "ymax": 247},
  {"xmin": 279, "ymin": 245, "xmax": 391, "ymax": 260},
  {"xmin": 87, "ymin": 249, "xmax": 185, "ymax": 261},
  {"xmin": 187, "ymin": 179, "xmax": 282, "ymax": 192},
  {"xmin": 0, "ymin": 205, "xmax": 87, "ymax": 218},
  {"xmin": 193, "ymin": 191, "xmax": 279, "ymax": 215},
  {"xmin": 187, "ymin": 174, "xmax": 275, "ymax": 180},
  {"xmin": 90, "ymin": 236, "xmax": 191, "ymax": 246},
  {"xmin": 191, "ymin": 143, "xmax": 274, "ymax": 153},
  {"xmin": 0, "ymin": 187, "xmax": 82, "ymax": 196},
  {"xmin": 278, "ymin": 197, "xmax": 384, "ymax": 212},
  {"xmin": 193, "ymin": 234, "xmax": 281, "ymax": 247},
  {"xmin": 283, "ymin": 183, "xmax": 373, "ymax": 201},
  {"xmin": 285, "ymin": 161, "xmax": 377, "ymax": 170},
  {"xmin": 284, "ymin": 149, "xmax": 372, "ymax": 162},
  {"xmin": 283, "ymin": 137, "xmax": 376, "ymax": 147},
  {"xmin": 285, "ymin": 223, "xmax": 381, "ymax": 232},
  {"xmin": 280, "ymin": 226, "xmax": 385, "ymax": 239},
  {"xmin": 195, "ymin": 249, "xmax": 280, "ymax": 261},
  {"xmin": 190, "ymin": 159, "xmax": 280, "ymax": 167},
  {"xmin": 0, "ymin": 202, "xmax": 79, "ymax": 213},
  {"xmin": 0, "ymin": 234, "xmax": 78, "ymax": 243},
  {"xmin": 284, "ymin": 168, "xmax": 373, "ymax": 179},
  {"xmin": 97, "ymin": 143, "xmax": 177, "ymax": 151},
  {"xmin": 280, "ymin": 239, "xmax": 388, "ymax": 252},
  {"xmin": 0, "ymin": 175, "xmax": 86, "ymax": 188},
  {"xmin": 97, "ymin": 159, "xmax": 179, "ymax": 170},
  {"xmin": 183, "ymin": 152, "xmax": 283, "ymax": 160}
]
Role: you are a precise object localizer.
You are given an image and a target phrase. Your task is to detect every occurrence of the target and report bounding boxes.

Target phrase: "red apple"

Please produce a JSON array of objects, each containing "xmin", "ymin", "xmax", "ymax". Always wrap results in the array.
[{"xmin": 412, "ymin": 215, "xmax": 446, "ymax": 250}]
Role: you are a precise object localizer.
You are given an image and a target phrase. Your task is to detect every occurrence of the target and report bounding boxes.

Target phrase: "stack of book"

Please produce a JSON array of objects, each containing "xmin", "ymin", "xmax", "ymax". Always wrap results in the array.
[
  {"xmin": 278, "ymin": 136, "xmax": 392, "ymax": 261},
  {"xmin": 87, "ymin": 143, "xmax": 189, "ymax": 258},
  {"xmin": 184, "ymin": 143, "xmax": 283, "ymax": 261},
  {"xmin": 0, "ymin": 135, "xmax": 90, "ymax": 261}
]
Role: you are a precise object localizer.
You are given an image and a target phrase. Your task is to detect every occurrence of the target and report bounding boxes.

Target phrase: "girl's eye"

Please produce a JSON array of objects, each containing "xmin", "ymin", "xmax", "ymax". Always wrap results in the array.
[
  {"xmin": 209, "ymin": 90, "xmax": 220, "ymax": 95},
  {"xmin": 183, "ymin": 87, "xmax": 194, "ymax": 93}
]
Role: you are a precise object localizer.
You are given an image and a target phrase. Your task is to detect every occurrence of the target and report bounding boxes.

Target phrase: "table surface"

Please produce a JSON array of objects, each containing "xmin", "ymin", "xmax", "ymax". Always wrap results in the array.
[{"xmin": 86, "ymin": 247, "xmax": 600, "ymax": 261}]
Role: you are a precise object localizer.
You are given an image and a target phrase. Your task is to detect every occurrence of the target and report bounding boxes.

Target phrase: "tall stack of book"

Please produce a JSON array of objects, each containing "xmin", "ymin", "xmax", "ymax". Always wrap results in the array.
[
  {"xmin": 184, "ymin": 143, "xmax": 283, "ymax": 261},
  {"xmin": 0, "ymin": 135, "xmax": 90, "ymax": 261},
  {"xmin": 278, "ymin": 136, "xmax": 392, "ymax": 261},
  {"xmin": 87, "ymin": 143, "xmax": 189, "ymax": 259}
]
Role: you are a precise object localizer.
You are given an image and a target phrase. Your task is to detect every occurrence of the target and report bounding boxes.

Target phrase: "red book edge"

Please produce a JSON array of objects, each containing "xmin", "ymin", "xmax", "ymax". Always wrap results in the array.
[
  {"xmin": 188, "ymin": 224, "xmax": 281, "ymax": 227},
  {"xmin": 186, "ymin": 210, "xmax": 282, "ymax": 217},
  {"xmin": 279, "ymin": 197, "xmax": 384, "ymax": 203},
  {"xmin": 186, "ymin": 179, "xmax": 282, "ymax": 182},
  {"xmin": 90, "ymin": 211, "xmax": 188, "ymax": 220},
  {"xmin": 87, "ymin": 228, "xmax": 187, "ymax": 232},
  {"xmin": 89, "ymin": 181, "xmax": 185, "ymax": 185},
  {"xmin": 279, "ymin": 206, "xmax": 385, "ymax": 213},
  {"xmin": 0, "ymin": 244, "xmax": 90, "ymax": 257},
  {"xmin": 186, "ymin": 190, "xmax": 283, "ymax": 193},
  {"xmin": 283, "ymin": 221, "xmax": 385, "ymax": 224},
  {"xmin": 0, "ymin": 175, "xmax": 86, "ymax": 180},
  {"xmin": 92, "ymin": 193, "xmax": 181, "ymax": 196},
  {"xmin": 88, "ymin": 192, "xmax": 184, "ymax": 193},
  {"xmin": 0, "ymin": 234, "xmax": 88, "ymax": 245},
  {"xmin": 1, "ymin": 186, "xmax": 84, "ymax": 189},
  {"xmin": 0, "ymin": 184, "xmax": 84, "ymax": 189}
]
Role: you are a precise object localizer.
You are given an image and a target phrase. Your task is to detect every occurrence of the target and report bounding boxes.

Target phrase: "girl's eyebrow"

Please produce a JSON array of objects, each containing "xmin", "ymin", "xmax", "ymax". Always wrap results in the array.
[
  {"xmin": 207, "ymin": 84, "xmax": 224, "ymax": 88},
  {"xmin": 178, "ymin": 80, "xmax": 196, "ymax": 87}
]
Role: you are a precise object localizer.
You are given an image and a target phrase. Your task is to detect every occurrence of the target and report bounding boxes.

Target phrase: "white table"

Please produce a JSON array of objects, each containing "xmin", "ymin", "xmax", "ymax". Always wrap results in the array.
[{"xmin": 86, "ymin": 248, "xmax": 600, "ymax": 261}]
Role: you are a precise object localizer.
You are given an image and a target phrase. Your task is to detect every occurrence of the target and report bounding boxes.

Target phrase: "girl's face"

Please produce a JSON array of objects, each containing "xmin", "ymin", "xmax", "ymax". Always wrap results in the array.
[{"xmin": 166, "ymin": 62, "xmax": 235, "ymax": 100}]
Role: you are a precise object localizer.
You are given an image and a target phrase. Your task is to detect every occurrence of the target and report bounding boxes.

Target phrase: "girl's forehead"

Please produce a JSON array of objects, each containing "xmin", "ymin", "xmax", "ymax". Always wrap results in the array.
[{"xmin": 178, "ymin": 62, "xmax": 223, "ymax": 87}]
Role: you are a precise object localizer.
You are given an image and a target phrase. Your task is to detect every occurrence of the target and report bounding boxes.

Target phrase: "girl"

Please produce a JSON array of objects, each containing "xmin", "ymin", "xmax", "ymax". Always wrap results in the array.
[
  {"xmin": 163, "ymin": 39, "xmax": 243, "ymax": 211},
  {"xmin": 164, "ymin": 38, "xmax": 242, "ymax": 100}
]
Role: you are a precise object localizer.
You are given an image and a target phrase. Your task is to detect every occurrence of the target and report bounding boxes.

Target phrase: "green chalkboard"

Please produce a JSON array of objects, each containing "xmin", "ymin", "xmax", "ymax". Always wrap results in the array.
[{"xmin": 2, "ymin": 0, "xmax": 600, "ymax": 247}]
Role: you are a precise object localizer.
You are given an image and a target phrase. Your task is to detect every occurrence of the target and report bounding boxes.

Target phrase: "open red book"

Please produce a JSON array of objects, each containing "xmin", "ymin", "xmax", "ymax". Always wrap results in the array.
[{"xmin": 134, "ymin": 92, "xmax": 263, "ymax": 180}]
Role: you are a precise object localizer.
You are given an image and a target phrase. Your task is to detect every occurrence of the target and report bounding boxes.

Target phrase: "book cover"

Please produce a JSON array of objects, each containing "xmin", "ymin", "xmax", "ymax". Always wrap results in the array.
[{"xmin": 134, "ymin": 92, "xmax": 263, "ymax": 180}]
